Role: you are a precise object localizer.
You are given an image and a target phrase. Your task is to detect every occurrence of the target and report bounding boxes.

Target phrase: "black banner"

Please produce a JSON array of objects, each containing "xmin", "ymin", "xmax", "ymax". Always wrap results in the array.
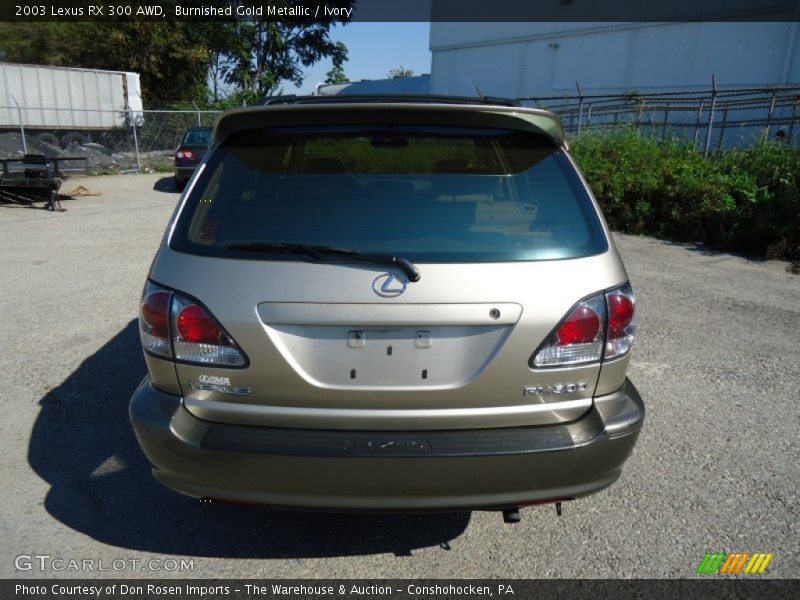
[
  {"xmin": 0, "ymin": 0, "xmax": 798, "ymax": 22},
  {"xmin": 4, "ymin": 579, "xmax": 799, "ymax": 600}
]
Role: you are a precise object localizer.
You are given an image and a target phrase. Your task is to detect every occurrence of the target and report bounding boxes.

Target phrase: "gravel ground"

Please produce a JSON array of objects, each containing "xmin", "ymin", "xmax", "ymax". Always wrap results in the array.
[{"xmin": 0, "ymin": 173, "xmax": 797, "ymax": 579}]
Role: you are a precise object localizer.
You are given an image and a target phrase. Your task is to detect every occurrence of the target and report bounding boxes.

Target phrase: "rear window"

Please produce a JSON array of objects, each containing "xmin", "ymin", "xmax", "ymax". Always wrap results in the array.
[
  {"xmin": 182, "ymin": 130, "xmax": 212, "ymax": 146},
  {"xmin": 171, "ymin": 126, "xmax": 607, "ymax": 262}
]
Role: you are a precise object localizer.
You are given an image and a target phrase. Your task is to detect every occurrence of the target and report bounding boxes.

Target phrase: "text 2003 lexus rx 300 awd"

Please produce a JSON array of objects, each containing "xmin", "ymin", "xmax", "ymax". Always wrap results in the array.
[{"xmin": 130, "ymin": 95, "xmax": 644, "ymax": 521}]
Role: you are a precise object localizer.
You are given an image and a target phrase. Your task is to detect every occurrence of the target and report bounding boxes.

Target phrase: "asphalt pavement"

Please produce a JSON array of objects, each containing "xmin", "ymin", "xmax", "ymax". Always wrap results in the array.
[{"xmin": 0, "ymin": 173, "xmax": 796, "ymax": 578}]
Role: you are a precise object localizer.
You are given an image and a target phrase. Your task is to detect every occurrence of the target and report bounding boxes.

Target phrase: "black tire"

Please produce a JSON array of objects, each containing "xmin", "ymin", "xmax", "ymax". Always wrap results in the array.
[
  {"xmin": 99, "ymin": 130, "xmax": 123, "ymax": 152},
  {"xmin": 35, "ymin": 141, "xmax": 62, "ymax": 158},
  {"xmin": 175, "ymin": 177, "xmax": 187, "ymax": 192},
  {"xmin": 61, "ymin": 132, "xmax": 89, "ymax": 148},
  {"xmin": 34, "ymin": 133, "xmax": 61, "ymax": 149}
]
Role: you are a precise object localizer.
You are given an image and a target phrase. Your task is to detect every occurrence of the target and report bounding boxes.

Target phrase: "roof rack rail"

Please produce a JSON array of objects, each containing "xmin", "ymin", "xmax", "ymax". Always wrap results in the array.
[{"xmin": 257, "ymin": 94, "xmax": 521, "ymax": 108}]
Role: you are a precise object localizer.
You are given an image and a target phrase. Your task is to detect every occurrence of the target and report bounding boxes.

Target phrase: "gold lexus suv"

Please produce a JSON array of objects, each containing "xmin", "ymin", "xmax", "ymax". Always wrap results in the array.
[{"xmin": 130, "ymin": 95, "xmax": 644, "ymax": 521}]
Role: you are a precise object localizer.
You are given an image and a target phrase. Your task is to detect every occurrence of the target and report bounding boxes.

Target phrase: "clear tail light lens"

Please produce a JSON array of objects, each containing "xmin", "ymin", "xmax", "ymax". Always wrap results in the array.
[
  {"xmin": 170, "ymin": 294, "xmax": 247, "ymax": 366},
  {"xmin": 139, "ymin": 281, "xmax": 247, "ymax": 367},
  {"xmin": 532, "ymin": 294, "xmax": 606, "ymax": 367},
  {"xmin": 531, "ymin": 283, "xmax": 637, "ymax": 368}
]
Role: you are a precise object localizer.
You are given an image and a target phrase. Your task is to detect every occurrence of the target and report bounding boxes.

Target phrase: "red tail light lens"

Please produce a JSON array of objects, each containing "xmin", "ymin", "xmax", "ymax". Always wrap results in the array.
[
  {"xmin": 176, "ymin": 304, "xmax": 222, "ymax": 343},
  {"xmin": 605, "ymin": 284, "xmax": 637, "ymax": 358},
  {"xmin": 556, "ymin": 305, "xmax": 601, "ymax": 345},
  {"xmin": 139, "ymin": 283, "xmax": 172, "ymax": 358},
  {"xmin": 607, "ymin": 293, "xmax": 635, "ymax": 339},
  {"xmin": 142, "ymin": 291, "xmax": 170, "ymax": 337}
]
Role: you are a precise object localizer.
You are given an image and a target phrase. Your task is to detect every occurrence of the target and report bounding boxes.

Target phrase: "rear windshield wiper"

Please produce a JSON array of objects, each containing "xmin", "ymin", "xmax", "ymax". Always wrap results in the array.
[{"xmin": 225, "ymin": 242, "xmax": 421, "ymax": 282}]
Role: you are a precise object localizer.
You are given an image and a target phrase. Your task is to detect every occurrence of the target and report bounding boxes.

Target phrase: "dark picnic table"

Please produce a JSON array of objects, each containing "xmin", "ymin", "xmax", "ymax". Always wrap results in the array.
[{"xmin": 0, "ymin": 155, "xmax": 89, "ymax": 211}]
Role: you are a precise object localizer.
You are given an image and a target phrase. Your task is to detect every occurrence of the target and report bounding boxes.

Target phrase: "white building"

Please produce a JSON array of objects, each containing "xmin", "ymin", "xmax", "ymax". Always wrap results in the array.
[{"xmin": 429, "ymin": 22, "xmax": 800, "ymax": 98}]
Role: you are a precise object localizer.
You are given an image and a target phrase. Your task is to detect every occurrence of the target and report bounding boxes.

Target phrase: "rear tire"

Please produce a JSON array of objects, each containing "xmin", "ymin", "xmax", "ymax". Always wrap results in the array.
[
  {"xmin": 61, "ymin": 132, "xmax": 88, "ymax": 148},
  {"xmin": 175, "ymin": 177, "xmax": 187, "ymax": 192},
  {"xmin": 34, "ymin": 133, "xmax": 61, "ymax": 149}
]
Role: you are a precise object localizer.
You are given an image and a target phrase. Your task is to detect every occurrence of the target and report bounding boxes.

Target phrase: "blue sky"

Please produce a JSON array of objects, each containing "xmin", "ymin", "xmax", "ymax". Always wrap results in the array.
[{"xmin": 290, "ymin": 23, "xmax": 432, "ymax": 94}]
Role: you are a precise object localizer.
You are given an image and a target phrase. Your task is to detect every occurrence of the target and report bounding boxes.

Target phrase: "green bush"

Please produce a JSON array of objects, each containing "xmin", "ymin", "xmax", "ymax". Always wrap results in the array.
[{"xmin": 570, "ymin": 126, "xmax": 800, "ymax": 262}]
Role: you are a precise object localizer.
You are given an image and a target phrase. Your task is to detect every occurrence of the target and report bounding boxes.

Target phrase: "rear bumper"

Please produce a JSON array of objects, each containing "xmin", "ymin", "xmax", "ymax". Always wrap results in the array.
[
  {"xmin": 129, "ymin": 378, "xmax": 644, "ymax": 511},
  {"xmin": 173, "ymin": 166, "xmax": 196, "ymax": 180}
]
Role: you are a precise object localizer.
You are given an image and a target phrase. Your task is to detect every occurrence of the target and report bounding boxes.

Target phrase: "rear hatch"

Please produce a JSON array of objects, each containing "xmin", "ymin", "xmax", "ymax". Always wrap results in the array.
[{"xmin": 151, "ymin": 104, "xmax": 627, "ymax": 430}]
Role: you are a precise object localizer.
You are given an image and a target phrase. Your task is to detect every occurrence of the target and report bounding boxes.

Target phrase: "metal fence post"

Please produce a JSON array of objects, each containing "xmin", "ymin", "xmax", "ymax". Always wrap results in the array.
[
  {"xmin": 764, "ymin": 91, "xmax": 777, "ymax": 142},
  {"xmin": 130, "ymin": 109, "xmax": 141, "ymax": 172},
  {"xmin": 11, "ymin": 95, "xmax": 27, "ymax": 154},
  {"xmin": 637, "ymin": 100, "xmax": 645, "ymax": 133},
  {"xmin": 717, "ymin": 106, "xmax": 729, "ymax": 150},
  {"xmin": 661, "ymin": 109, "xmax": 670, "ymax": 140},
  {"xmin": 576, "ymin": 82, "xmax": 584, "ymax": 136},
  {"xmin": 788, "ymin": 97, "xmax": 798, "ymax": 145},
  {"xmin": 692, "ymin": 99, "xmax": 705, "ymax": 151},
  {"xmin": 704, "ymin": 75, "xmax": 718, "ymax": 156},
  {"xmin": 193, "ymin": 103, "xmax": 201, "ymax": 127}
]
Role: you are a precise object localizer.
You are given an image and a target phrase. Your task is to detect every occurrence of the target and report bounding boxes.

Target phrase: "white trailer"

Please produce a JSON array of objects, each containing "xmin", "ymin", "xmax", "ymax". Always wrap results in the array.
[{"xmin": 0, "ymin": 62, "xmax": 143, "ymax": 146}]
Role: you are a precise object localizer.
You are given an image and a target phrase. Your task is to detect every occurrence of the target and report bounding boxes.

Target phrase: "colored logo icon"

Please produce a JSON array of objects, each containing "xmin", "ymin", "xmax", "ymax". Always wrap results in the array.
[{"xmin": 696, "ymin": 552, "xmax": 773, "ymax": 574}]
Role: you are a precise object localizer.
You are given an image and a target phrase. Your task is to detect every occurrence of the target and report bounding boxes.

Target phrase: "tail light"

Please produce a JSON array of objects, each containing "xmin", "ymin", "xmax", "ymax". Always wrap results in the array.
[
  {"xmin": 140, "ymin": 282, "xmax": 172, "ymax": 358},
  {"xmin": 170, "ymin": 293, "xmax": 247, "ymax": 366},
  {"xmin": 531, "ymin": 294, "xmax": 606, "ymax": 367},
  {"xmin": 175, "ymin": 148, "xmax": 194, "ymax": 160},
  {"xmin": 531, "ymin": 283, "xmax": 637, "ymax": 368},
  {"xmin": 605, "ymin": 284, "xmax": 637, "ymax": 359},
  {"xmin": 139, "ymin": 281, "xmax": 247, "ymax": 367}
]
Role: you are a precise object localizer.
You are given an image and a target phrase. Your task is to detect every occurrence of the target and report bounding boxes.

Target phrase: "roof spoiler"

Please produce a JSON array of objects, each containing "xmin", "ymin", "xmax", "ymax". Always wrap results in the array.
[
  {"xmin": 215, "ymin": 102, "xmax": 566, "ymax": 146},
  {"xmin": 257, "ymin": 93, "xmax": 522, "ymax": 108}
]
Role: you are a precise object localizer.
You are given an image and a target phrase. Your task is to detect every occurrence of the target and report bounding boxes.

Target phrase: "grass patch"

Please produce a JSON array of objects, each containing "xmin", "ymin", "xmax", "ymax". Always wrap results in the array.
[{"xmin": 152, "ymin": 163, "xmax": 173, "ymax": 173}]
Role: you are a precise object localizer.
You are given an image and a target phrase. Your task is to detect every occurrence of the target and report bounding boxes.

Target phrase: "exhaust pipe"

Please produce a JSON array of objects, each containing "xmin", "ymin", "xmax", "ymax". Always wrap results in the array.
[{"xmin": 502, "ymin": 508, "xmax": 521, "ymax": 523}]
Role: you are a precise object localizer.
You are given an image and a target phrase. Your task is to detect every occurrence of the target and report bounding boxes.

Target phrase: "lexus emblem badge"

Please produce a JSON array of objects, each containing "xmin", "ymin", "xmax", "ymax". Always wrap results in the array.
[{"xmin": 372, "ymin": 273, "xmax": 407, "ymax": 298}]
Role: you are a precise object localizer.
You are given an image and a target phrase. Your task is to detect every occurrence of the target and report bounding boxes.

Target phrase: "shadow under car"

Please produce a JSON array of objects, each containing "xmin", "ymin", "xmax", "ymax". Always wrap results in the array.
[{"xmin": 28, "ymin": 320, "xmax": 470, "ymax": 558}]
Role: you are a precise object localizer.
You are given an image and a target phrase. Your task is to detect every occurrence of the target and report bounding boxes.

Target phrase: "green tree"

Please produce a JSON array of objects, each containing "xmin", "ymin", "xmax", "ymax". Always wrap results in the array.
[
  {"xmin": 223, "ymin": 1, "xmax": 354, "ymax": 96},
  {"xmin": 194, "ymin": 21, "xmax": 241, "ymax": 104},
  {"xmin": 388, "ymin": 66, "xmax": 415, "ymax": 79},
  {"xmin": 324, "ymin": 42, "xmax": 349, "ymax": 84},
  {"xmin": 0, "ymin": 23, "xmax": 70, "ymax": 64},
  {"xmin": 75, "ymin": 21, "xmax": 212, "ymax": 106}
]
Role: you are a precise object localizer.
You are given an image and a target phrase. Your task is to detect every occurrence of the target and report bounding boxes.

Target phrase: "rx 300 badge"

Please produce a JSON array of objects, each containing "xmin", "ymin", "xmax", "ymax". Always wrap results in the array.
[{"xmin": 190, "ymin": 375, "xmax": 250, "ymax": 396}]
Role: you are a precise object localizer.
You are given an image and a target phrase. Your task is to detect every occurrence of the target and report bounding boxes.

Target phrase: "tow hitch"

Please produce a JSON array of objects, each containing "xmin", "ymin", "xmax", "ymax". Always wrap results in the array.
[{"xmin": 502, "ymin": 501, "xmax": 566, "ymax": 523}]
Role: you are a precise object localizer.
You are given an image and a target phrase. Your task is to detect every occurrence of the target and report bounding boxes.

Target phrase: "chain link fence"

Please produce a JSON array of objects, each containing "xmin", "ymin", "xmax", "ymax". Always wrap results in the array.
[
  {"xmin": 0, "ymin": 107, "xmax": 222, "ymax": 173},
  {"xmin": 522, "ymin": 85, "xmax": 800, "ymax": 152},
  {"xmin": 2, "ymin": 86, "xmax": 799, "ymax": 175}
]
